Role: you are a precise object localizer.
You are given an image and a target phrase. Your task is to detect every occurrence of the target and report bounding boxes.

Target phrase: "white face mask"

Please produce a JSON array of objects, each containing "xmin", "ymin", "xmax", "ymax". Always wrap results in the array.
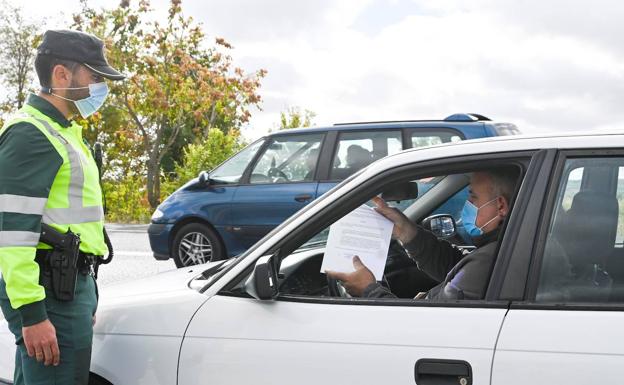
[{"xmin": 43, "ymin": 82, "xmax": 109, "ymax": 118}]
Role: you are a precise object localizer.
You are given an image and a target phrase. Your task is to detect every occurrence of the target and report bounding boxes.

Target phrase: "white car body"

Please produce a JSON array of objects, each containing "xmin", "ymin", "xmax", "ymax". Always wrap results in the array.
[{"xmin": 2, "ymin": 132, "xmax": 624, "ymax": 384}]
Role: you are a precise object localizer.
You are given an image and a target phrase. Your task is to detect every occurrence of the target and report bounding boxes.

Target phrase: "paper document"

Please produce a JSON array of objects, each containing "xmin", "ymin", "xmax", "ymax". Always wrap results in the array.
[{"xmin": 321, "ymin": 204, "xmax": 393, "ymax": 280}]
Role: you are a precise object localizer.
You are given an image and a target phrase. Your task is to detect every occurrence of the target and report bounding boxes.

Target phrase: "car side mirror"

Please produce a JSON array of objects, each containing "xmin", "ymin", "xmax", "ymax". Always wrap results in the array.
[
  {"xmin": 197, "ymin": 171, "xmax": 210, "ymax": 186},
  {"xmin": 422, "ymin": 214, "xmax": 456, "ymax": 238},
  {"xmin": 381, "ymin": 181, "xmax": 419, "ymax": 202},
  {"xmin": 244, "ymin": 255, "xmax": 279, "ymax": 300}
]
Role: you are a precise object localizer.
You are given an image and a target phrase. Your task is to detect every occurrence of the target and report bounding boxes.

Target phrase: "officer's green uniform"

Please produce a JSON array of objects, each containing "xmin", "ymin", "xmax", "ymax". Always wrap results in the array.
[
  {"xmin": 0, "ymin": 94, "xmax": 102, "ymax": 384},
  {"xmin": 0, "ymin": 29, "xmax": 124, "ymax": 385}
]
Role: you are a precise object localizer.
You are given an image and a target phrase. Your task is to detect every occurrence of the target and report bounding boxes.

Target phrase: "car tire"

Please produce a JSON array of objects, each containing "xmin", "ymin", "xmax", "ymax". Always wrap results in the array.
[
  {"xmin": 89, "ymin": 373, "xmax": 112, "ymax": 385},
  {"xmin": 172, "ymin": 223, "xmax": 224, "ymax": 267}
]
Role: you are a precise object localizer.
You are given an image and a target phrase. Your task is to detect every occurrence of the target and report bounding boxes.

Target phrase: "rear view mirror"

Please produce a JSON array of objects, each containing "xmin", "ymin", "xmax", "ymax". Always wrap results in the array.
[
  {"xmin": 268, "ymin": 143, "xmax": 284, "ymax": 150},
  {"xmin": 244, "ymin": 255, "xmax": 279, "ymax": 300},
  {"xmin": 381, "ymin": 181, "xmax": 419, "ymax": 202},
  {"xmin": 422, "ymin": 214, "xmax": 456, "ymax": 238}
]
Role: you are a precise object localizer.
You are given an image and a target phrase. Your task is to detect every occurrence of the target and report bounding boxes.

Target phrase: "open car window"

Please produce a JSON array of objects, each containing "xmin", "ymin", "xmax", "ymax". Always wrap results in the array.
[
  {"xmin": 296, "ymin": 175, "xmax": 471, "ymax": 252},
  {"xmin": 222, "ymin": 161, "xmax": 525, "ymax": 302},
  {"xmin": 277, "ymin": 171, "xmax": 489, "ymax": 299}
]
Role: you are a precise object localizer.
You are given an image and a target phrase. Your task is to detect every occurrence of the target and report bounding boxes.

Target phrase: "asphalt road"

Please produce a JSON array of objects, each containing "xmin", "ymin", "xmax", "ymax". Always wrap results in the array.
[{"xmin": 99, "ymin": 223, "xmax": 177, "ymax": 287}]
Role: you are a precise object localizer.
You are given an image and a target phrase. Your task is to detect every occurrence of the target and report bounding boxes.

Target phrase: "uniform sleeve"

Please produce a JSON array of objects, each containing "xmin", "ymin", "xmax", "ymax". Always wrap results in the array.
[
  {"xmin": 401, "ymin": 226, "xmax": 465, "ymax": 283},
  {"xmin": 0, "ymin": 122, "xmax": 63, "ymax": 326}
]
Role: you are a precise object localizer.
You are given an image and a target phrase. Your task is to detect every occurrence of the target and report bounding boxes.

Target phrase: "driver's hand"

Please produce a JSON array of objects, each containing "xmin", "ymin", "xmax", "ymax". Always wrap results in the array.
[
  {"xmin": 325, "ymin": 256, "xmax": 376, "ymax": 297},
  {"xmin": 371, "ymin": 196, "xmax": 418, "ymax": 244}
]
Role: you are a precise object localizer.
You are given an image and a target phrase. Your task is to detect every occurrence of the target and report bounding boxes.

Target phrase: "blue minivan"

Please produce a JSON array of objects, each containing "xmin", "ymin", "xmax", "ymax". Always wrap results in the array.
[{"xmin": 148, "ymin": 113, "xmax": 519, "ymax": 267}]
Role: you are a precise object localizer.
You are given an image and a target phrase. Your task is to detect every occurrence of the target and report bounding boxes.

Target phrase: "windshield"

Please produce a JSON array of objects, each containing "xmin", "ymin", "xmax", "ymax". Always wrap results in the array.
[{"xmin": 210, "ymin": 139, "xmax": 265, "ymax": 184}]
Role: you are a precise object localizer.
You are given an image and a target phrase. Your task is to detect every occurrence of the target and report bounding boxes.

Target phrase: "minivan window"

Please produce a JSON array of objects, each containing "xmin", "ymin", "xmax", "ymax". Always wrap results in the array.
[
  {"xmin": 250, "ymin": 134, "xmax": 324, "ymax": 184},
  {"xmin": 410, "ymin": 131, "xmax": 462, "ymax": 148},
  {"xmin": 210, "ymin": 139, "xmax": 264, "ymax": 184},
  {"xmin": 330, "ymin": 131, "xmax": 402, "ymax": 180}
]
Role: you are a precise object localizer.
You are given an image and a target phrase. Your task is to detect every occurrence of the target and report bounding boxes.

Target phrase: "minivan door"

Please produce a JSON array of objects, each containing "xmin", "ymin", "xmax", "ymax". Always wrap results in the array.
[{"xmin": 228, "ymin": 133, "xmax": 325, "ymax": 249}]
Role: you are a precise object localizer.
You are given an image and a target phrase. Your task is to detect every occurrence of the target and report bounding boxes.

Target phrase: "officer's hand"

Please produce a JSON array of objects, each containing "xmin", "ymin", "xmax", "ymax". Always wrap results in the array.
[
  {"xmin": 326, "ymin": 256, "xmax": 376, "ymax": 297},
  {"xmin": 22, "ymin": 319, "xmax": 60, "ymax": 366},
  {"xmin": 371, "ymin": 196, "xmax": 418, "ymax": 244}
]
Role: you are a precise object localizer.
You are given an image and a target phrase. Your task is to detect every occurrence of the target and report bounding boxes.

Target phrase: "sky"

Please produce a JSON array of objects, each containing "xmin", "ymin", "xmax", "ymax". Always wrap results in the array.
[{"xmin": 16, "ymin": 0, "xmax": 624, "ymax": 140}]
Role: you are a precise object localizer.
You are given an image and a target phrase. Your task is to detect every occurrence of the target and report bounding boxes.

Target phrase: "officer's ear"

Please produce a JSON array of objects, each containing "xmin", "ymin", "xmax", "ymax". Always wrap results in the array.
[{"xmin": 51, "ymin": 64, "xmax": 74, "ymax": 88}]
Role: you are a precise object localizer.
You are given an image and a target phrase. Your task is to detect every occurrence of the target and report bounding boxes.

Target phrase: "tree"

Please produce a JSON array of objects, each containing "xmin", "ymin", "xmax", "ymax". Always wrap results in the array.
[
  {"xmin": 0, "ymin": 2, "xmax": 41, "ymax": 112},
  {"xmin": 279, "ymin": 106, "xmax": 316, "ymax": 129},
  {"xmin": 165, "ymin": 128, "xmax": 245, "ymax": 193},
  {"xmin": 73, "ymin": 0, "xmax": 266, "ymax": 208}
]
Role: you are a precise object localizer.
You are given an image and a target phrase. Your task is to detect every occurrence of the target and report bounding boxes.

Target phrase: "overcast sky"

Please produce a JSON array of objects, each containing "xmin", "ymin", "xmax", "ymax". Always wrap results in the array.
[{"xmin": 18, "ymin": 0, "xmax": 624, "ymax": 139}]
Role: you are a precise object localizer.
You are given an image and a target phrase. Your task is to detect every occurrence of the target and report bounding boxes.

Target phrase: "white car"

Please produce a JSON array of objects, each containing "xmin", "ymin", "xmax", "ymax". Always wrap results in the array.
[{"xmin": 2, "ymin": 132, "xmax": 624, "ymax": 385}]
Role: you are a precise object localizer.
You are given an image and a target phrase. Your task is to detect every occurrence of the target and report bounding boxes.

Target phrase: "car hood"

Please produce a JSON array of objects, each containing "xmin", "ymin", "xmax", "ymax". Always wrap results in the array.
[
  {"xmin": 95, "ymin": 263, "xmax": 221, "ymax": 337},
  {"xmin": 100, "ymin": 264, "xmax": 208, "ymax": 300}
]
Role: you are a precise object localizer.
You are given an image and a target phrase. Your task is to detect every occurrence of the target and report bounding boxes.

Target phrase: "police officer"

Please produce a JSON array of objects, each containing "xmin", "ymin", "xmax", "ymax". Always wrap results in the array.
[{"xmin": 0, "ymin": 30, "xmax": 124, "ymax": 385}]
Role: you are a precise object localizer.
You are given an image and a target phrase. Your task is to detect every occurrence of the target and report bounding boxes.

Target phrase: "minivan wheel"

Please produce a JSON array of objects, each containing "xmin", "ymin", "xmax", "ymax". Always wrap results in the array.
[{"xmin": 172, "ymin": 223, "xmax": 224, "ymax": 267}]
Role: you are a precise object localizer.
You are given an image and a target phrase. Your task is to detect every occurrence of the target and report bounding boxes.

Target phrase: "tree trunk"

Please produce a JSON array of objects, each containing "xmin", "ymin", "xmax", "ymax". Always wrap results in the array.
[{"xmin": 146, "ymin": 158, "xmax": 161, "ymax": 209}]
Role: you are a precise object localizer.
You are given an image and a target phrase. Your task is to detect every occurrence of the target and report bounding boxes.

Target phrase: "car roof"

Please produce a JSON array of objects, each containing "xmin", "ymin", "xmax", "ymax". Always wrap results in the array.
[
  {"xmin": 265, "ymin": 113, "xmax": 510, "ymax": 137},
  {"xmin": 354, "ymin": 131, "xmax": 624, "ymax": 179},
  {"xmin": 268, "ymin": 121, "xmax": 476, "ymax": 136}
]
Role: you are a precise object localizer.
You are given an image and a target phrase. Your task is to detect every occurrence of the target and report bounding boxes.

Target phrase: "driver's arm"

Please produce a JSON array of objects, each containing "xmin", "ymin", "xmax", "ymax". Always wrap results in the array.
[
  {"xmin": 401, "ymin": 226, "xmax": 465, "ymax": 282},
  {"xmin": 372, "ymin": 196, "xmax": 464, "ymax": 282}
]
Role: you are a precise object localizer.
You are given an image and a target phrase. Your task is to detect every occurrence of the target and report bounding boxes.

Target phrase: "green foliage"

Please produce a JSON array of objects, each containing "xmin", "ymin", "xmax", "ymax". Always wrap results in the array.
[
  {"xmin": 0, "ymin": 1, "xmax": 41, "ymax": 112},
  {"xmin": 72, "ymin": 0, "xmax": 266, "ymax": 210},
  {"xmin": 161, "ymin": 128, "xmax": 245, "ymax": 196},
  {"xmin": 102, "ymin": 175, "xmax": 152, "ymax": 223},
  {"xmin": 279, "ymin": 106, "xmax": 316, "ymax": 129}
]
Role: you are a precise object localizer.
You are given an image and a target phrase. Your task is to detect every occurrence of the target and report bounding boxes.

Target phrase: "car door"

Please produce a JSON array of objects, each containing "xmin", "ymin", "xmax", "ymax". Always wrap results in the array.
[
  {"xmin": 227, "ymin": 133, "xmax": 325, "ymax": 249},
  {"xmin": 492, "ymin": 151, "xmax": 624, "ymax": 385},
  {"xmin": 178, "ymin": 150, "xmax": 548, "ymax": 385}
]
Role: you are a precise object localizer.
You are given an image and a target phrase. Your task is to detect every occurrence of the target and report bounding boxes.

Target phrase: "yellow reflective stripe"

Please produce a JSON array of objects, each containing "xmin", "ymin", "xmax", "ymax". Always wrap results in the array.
[
  {"xmin": 0, "ymin": 231, "xmax": 40, "ymax": 247},
  {"xmin": 0, "ymin": 194, "xmax": 47, "ymax": 215},
  {"xmin": 42, "ymin": 206, "xmax": 104, "ymax": 225}
]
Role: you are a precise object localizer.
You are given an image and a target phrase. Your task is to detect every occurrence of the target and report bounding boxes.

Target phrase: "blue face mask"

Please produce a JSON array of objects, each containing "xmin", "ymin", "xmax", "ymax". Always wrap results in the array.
[
  {"xmin": 45, "ymin": 82, "xmax": 109, "ymax": 118},
  {"xmin": 461, "ymin": 197, "xmax": 499, "ymax": 238}
]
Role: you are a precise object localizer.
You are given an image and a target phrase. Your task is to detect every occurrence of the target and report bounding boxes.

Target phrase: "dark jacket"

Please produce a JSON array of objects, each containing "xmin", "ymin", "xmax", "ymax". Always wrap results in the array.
[{"xmin": 363, "ymin": 227, "xmax": 500, "ymax": 300}]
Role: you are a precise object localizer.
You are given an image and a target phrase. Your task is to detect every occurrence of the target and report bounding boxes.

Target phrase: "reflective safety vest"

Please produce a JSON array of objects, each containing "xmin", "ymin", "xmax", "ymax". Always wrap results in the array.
[{"xmin": 0, "ymin": 104, "xmax": 107, "ymax": 255}]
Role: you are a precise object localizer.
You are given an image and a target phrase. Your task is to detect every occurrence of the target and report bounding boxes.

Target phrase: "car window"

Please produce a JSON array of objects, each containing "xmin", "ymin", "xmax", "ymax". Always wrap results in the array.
[
  {"xmin": 536, "ymin": 157, "xmax": 624, "ymax": 303},
  {"xmin": 297, "ymin": 176, "xmax": 448, "ymax": 250},
  {"xmin": 330, "ymin": 131, "xmax": 402, "ymax": 180},
  {"xmin": 410, "ymin": 130, "xmax": 463, "ymax": 148},
  {"xmin": 250, "ymin": 134, "xmax": 324, "ymax": 184},
  {"xmin": 223, "ymin": 164, "xmax": 523, "ymax": 302},
  {"xmin": 210, "ymin": 139, "xmax": 264, "ymax": 184},
  {"xmin": 281, "ymin": 172, "xmax": 484, "ymax": 299}
]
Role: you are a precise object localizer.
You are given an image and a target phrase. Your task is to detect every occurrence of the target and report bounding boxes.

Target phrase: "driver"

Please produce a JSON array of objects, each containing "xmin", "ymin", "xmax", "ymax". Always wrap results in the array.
[{"xmin": 326, "ymin": 168, "xmax": 518, "ymax": 300}]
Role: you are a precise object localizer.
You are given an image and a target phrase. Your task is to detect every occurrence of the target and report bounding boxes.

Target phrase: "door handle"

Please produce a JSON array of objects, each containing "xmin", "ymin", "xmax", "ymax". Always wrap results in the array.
[
  {"xmin": 415, "ymin": 359, "xmax": 472, "ymax": 385},
  {"xmin": 294, "ymin": 194, "xmax": 313, "ymax": 202}
]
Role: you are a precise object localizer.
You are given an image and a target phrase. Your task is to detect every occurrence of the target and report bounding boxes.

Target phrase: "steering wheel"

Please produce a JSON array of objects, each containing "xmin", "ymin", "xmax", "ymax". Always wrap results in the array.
[
  {"xmin": 327, "ymin": 276, "xmax": 351, "ymax": 298},
  {"xmin": 267, "ymin": 167, "xmax": 289, "ymax": 181}
]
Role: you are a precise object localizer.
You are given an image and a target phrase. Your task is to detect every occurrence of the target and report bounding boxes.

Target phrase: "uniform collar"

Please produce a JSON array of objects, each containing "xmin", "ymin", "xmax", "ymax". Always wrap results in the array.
[{"xmin": 26, "ymin": 93, "xmax": 72, "ymax": 128}]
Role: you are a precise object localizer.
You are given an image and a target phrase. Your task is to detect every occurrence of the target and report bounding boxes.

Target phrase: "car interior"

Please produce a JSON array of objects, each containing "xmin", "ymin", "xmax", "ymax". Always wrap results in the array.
[{"xmin": 221, "ymin": 162, "xmax": 527, "ymax": 300}]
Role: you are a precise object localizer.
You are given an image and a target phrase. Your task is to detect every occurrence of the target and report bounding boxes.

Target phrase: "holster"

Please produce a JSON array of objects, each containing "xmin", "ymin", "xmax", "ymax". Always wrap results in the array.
[{"xmin": 36, "ymin": 225, "xmax": 83, "ymax": 302}]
